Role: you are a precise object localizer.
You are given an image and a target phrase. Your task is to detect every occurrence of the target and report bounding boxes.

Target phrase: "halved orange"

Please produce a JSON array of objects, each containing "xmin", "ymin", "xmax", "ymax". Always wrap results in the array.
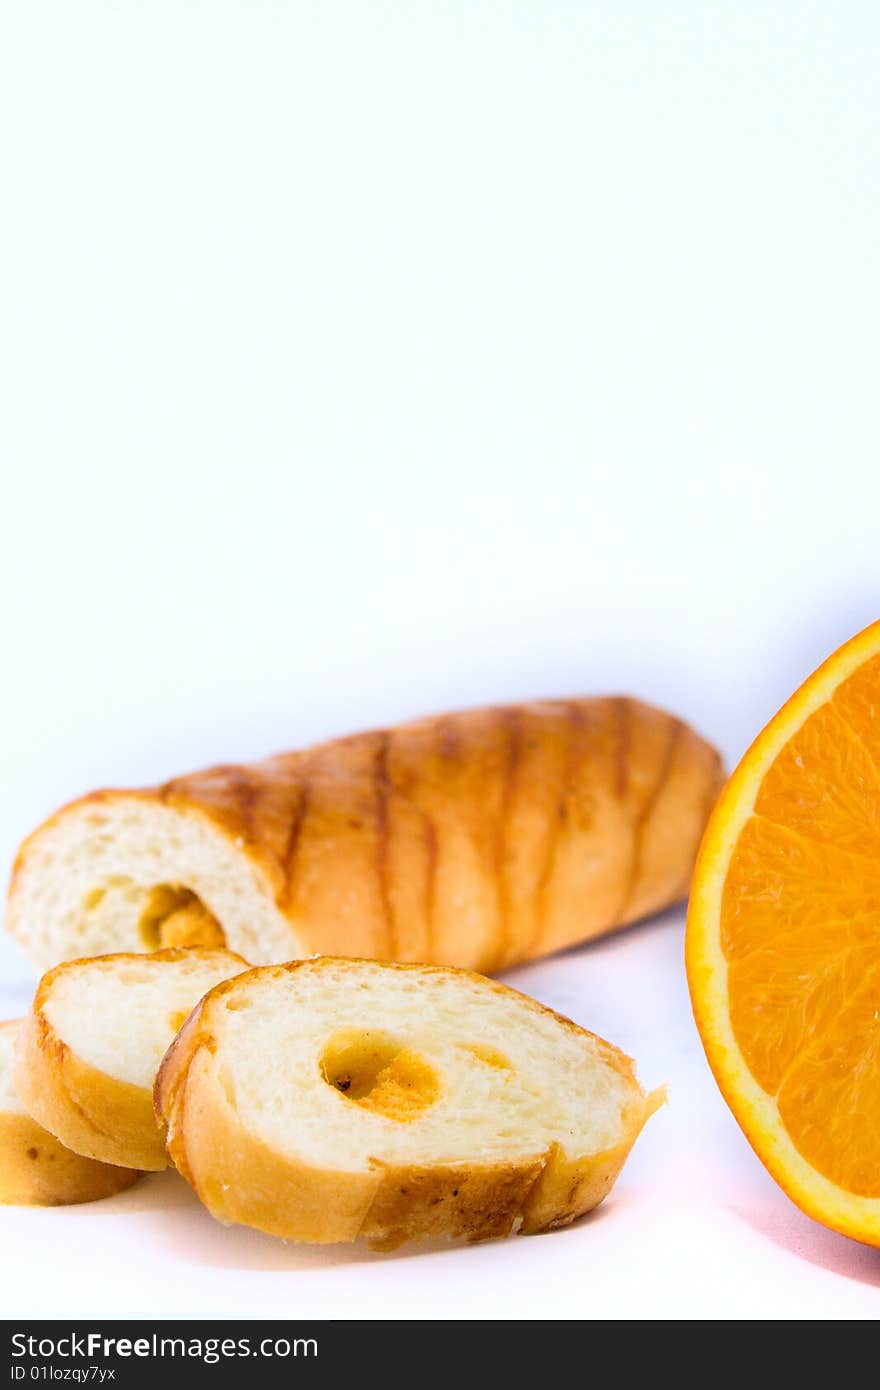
[{"xmin": 687, "ymin": 620, "xmax": 880, "ymax": 1244}]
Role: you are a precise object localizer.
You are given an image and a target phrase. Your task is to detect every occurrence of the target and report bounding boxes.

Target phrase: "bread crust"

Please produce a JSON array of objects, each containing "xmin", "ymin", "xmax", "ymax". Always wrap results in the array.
[
  {"xmin": 15, "ymin": 1008, "xmax": 167, "ymax": 1170},
  {"xmin": 155, "ymin": 959, "xmax": 662, "ymax": 1248},
  {"xmin": 13, "ymin": 949, "xmax": 247, "ymax": 1171},
  {"xmin": 8, "ymin": 698, "xmax": 725, "ymax": 972},
  {"xmin": 0, "ymin": 1020, "xmax": 140, "ymax": 1205},
  {"xmin": 0, "ymin": 1110, "xmax": 139, "ymax": 1205}
]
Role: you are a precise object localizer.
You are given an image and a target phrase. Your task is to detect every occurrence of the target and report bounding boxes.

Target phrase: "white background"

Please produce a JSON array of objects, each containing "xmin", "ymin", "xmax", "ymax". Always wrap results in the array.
[{"xmin": 1, "ymin": 2, "xmax": 879, "ymax": 1319}]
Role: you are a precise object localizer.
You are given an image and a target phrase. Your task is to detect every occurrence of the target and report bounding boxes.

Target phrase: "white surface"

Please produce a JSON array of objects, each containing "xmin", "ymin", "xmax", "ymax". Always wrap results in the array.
[
  {"xmin": 1, "ymin": 0, "xmax": 879, "ymax": 1319},
  {"xmin": 2, "ymin": 913, "xmax": 879, "ymax": 1319}
]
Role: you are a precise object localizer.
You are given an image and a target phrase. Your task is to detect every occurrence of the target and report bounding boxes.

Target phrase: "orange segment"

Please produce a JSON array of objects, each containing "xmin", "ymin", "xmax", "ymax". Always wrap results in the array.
[
  {"xmin": 720, "ymin": 817, "xmax": 880, "ymax": 959},
  {"xmin": 687, "ymin": 620, "xmax": 880, "ymax": 1245},
  {"xmin": 755, "ymin": 700, "xmax": 880, "ymax": 853},
  {"xmin": 727, "ymin": 922, "xmax": 880, "ymax": 1094},
  {"xmin": 777, "ymin": 972, "xmax": 880, "ymax": 1198},
  {"xmin": 833, "ymin": 652, "xmax": 880, "ymax": 755}
]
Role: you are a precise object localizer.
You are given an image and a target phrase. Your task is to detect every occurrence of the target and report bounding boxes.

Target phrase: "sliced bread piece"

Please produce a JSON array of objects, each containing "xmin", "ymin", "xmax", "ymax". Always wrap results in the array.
[
  {"xmin": 156, "ymin": 957, "xmax": 663, "ymax": 1248},
  {"xmin": 15, "ymin": 947, "xmax": 247, "ymax": 1170},
  {"xmin": 0, "ymin": 1019, "xmax": 139, "ymax": 1205}
]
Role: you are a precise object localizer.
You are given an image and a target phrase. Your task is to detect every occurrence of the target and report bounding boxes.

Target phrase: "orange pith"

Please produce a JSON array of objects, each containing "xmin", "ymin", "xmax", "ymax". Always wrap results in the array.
[{"xmin": 687, "ymin": 623, "xmax": 880, "ymax": 1243}]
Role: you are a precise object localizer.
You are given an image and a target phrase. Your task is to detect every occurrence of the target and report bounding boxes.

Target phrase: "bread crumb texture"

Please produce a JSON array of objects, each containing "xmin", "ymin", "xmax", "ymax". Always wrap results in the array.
[{"xmin": 42, "ymin": 949, "xmax": 248, "ymax": 1088}]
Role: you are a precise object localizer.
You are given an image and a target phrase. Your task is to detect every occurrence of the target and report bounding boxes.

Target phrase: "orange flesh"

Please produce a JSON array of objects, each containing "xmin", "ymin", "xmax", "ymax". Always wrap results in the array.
[{"xmin": 721, "ymin": 652, "xmax": 880, "ymax": 1195}]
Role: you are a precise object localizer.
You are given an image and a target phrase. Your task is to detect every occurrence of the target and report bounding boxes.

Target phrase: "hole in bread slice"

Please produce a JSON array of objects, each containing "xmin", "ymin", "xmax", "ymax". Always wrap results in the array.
[
  {"xmin": 75, "ymin": 879, "xmax": 227, "ymax": 954},
  {"xmin": 319, "ymin": 1029, "xmax": 440, "ymax": 1122},
  {"xmin": 138, "ymin": 886, "xmax": 226, "ymax": 951},
  {"xmin": 13, "ymin": 797, "xmax": 301, "ymax": 967}
]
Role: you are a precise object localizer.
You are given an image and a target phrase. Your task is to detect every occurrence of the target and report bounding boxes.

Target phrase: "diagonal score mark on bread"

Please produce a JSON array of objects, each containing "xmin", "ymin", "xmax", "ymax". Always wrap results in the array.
[
  {"xmin": 155, "ymin": 958, "xmax": 664, "ymax": 1249},
  {"xmin": 6, "ymin": 698, "xmax": 724, "ymax": 973},
  {"xmin": 13, "ymin": 948, "xmax": 248, "ymax": 1171}
]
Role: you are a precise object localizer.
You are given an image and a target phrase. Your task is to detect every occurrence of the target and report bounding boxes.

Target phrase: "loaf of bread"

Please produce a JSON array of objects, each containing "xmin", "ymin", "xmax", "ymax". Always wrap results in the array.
[
  {"xmin": 156, "ymin": 957, "xmax": 662, "ymax": 1247},
  {"xmin": 7, "ymin": 698, "xmax": 723, "ymax": 973},
  {"xmin": 0, "ymin": 1019, "xmax": 139, "ymax": 1204},
  {"xmin": 14, "ymin": 948, "xmax": 247, "ymax": 1170}
]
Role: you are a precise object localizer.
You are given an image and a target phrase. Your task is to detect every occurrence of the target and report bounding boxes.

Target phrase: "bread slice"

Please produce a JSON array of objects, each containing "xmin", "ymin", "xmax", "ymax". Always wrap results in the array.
[
  {"xmin": 7, "ymin": 698, "xmax": 724, "ymax": 974},
  {"xmin": 14, "ymin": 948, "xmax": 247, "ymax": 1171},
  {"xmin": 0, "ymin": 1019, "xmax": 139, "ymax": 1205},
  {"xmin": 156, "ymin": 957, "xmax": 663, "ymax": 1248}
]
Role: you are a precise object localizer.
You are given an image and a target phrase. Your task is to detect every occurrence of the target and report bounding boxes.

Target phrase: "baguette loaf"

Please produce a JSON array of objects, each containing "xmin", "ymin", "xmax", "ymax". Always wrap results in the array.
[
  {"xmin": 156, "ymin": 957, "xmax": 662, "ymax": 1247},
  {"xmin": 14, "ymin": 948, "xmax": 247, "ymax": 1170},
  {"xmin": 0, "ymin": 1019, "xmax": 139, "ymax": 1204},
  {"xmin": 7, "ymin": 699, "xmax": 723, "ymax": 973}
]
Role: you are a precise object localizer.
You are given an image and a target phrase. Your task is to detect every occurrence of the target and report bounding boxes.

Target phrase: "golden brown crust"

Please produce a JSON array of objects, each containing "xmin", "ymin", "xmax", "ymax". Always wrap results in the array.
[
  {"xmin": 14, "ymin": 949, "xmax": 248, "ymax": 1171},
  {"xmin": 14, "ymin": 1009, "xmax": 168, "ymax": 1171},
  {"xmin": 155, "ymin": 958, "xmax": 661, "ymax": 1248},
  {"xmin": 0, "ymin": 1018, "xmax": 140, "ymax": 1205},
  {"xmin": 9, "ymin": 698, "xmax": 724, "ymax": 972},
  {"xmin": 0, "ymin": 1111, "xmax": 139, "ymax": 1205}
]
